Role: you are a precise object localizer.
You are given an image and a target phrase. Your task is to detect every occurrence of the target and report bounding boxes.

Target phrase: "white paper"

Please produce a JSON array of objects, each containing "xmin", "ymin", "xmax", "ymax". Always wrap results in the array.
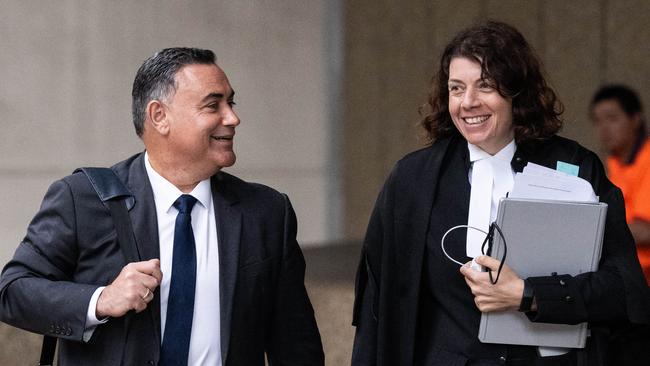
[{"xmin": 509, "ymin": 163, "xmax": 598, "ymax": 203}]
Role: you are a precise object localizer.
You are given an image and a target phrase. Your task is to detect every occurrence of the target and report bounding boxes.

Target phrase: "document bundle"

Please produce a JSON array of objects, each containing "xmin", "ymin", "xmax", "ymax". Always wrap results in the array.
[{"xmin": 478, "ymin": 163, "xmax": 607, "ymax": 349}]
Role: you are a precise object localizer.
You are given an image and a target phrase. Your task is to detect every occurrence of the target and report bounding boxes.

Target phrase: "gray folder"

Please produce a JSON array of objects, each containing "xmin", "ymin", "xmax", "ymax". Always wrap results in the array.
[{"xmin": 478, "ymin": 197, "xmax": 608, "ymax": 348}]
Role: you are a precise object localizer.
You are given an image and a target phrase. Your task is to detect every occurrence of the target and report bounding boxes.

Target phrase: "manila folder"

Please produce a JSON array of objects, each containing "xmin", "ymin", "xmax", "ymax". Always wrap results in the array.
[{"xmin": 478, "ymin": 198, "xmax": 607, "ymax": 348}]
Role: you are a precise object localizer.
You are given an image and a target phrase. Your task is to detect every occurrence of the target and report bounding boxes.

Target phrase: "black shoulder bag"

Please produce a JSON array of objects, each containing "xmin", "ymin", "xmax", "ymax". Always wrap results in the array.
[{"xmin": 38, "ymin": 167, "xmax": 139, "ymax": 366}]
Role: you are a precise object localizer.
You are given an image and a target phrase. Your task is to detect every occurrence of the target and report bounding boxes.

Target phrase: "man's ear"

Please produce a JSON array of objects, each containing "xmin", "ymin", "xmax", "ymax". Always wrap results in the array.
[{"xmin": 146, "ymin": 100, "xmax": 170, "ymax": 135}]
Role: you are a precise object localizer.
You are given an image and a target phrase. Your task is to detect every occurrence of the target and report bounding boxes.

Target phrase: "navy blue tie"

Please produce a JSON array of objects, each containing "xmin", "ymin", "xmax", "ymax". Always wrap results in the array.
[{"xmin": 160, "ymin": 194, "xmax": 198, "ymax": 366}]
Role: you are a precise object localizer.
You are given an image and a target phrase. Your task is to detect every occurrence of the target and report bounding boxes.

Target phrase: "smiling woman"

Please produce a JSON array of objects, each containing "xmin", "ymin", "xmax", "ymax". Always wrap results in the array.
[
  {"xmin": 447, "ymin": 57, "xmax": 513, "ymax": 155},
  {"xmin": 352, "ymin": 20, "xmax": 650, "ymax": 366},
  {"xmin": 420, "ymin": 21, "xmax": 563, "ymax": 148}
]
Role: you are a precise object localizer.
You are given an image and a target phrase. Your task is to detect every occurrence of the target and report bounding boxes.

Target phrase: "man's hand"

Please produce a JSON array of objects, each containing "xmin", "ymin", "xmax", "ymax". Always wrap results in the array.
[
  {"xmin": 96, "ymin": 259, "xmax": 162, "ymax": 318},
  {"xmin": 459, "ymin": 255, "xmax": 524, "ymax": 313}
]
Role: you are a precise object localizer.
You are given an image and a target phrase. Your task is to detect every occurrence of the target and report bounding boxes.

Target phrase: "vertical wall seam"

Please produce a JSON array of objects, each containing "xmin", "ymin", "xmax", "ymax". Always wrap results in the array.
[
  {"xmin": 325, "ymin": 0, "xmax": 344, "ymax": 243},
  {"xmin": 537, "ymin": 0, "xmax": 546, "ymax": 60},
  {"xmin": 599, "ymin": 0, "xmax": 608, "ymax": 84}
]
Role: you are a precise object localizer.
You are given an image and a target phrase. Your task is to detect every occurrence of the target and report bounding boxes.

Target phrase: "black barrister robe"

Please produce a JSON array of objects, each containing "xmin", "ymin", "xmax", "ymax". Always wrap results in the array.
[{"xmin": 352, "ymin": 133, "xmax": 650, "ymax": 366}]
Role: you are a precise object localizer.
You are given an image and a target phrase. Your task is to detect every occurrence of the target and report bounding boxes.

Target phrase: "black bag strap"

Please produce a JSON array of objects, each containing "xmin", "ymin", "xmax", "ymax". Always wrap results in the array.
[
  {"xmin": 76, "ymin": 167, "xmax": 139, "ymax": 262},
  {"xmin": 38, "ymin": 335, "xmax": 57, "ymax": 366},
  {"xmin": 38, "ymin": 167, "xmax": 138, "ymax": 365},
  {"xmin": 106, "ymin": 200, "xmax": 140, "ymax": 263}
]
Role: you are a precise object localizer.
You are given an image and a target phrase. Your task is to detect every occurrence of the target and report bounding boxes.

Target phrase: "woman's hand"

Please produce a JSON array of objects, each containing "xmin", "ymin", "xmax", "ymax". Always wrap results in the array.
[{"xmin": 459, "ymin": 255, "xmax": 524, "ymax": 312}]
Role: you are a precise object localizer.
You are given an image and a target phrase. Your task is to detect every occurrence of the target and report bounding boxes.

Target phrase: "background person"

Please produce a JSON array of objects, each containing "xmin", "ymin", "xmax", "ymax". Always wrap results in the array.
[
  {"xmin": 0, "ymin": 47, "xmax": 324, "ymax": 366},
  {"xmin": 352, "ymin": 21, "xmax": 650, "ymax": 366},
  {"xmin": 591, "ymin": 85, "xmax": 650, "ymax": 285}
]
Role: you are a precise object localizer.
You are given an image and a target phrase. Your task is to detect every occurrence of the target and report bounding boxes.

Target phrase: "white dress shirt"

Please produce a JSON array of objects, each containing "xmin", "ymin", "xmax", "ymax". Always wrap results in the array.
[
  {"xmin": 85, "ymin": 153, "xmax": 222, "ymax": 365},
  {"xmin": 466, "ymin": 140, "xmax": 516, "ymax": 257},
  {"xmin": 145, "ymin": 153, "xmax": 222, "ymax": 366},
  {"xmin": 467, "ymin": 140, "xmax": 517, "ymax": 223}
]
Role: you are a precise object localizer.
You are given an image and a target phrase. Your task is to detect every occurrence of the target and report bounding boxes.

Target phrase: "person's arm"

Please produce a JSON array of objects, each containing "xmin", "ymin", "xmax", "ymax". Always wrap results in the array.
[
  {"xmin": 0, "ymin": 178, "xmax": 163, "ymax": 342},
  {"xmin": 627, "ymin": 154, "xmax": 650, "ymax": 246},
  {"xmin": 0, "ymin": 179, "xmax": 99, "ymax": 341},
  {"xmin": 461, "ymin": 253, "xmax": 627, "ymax": 325},
  {"xmin": 462, "ymin": 152, "xmax": 650, "ymax": 324},
  {"xmin": 266, "ymin": 194, "xmax": 324, "ymax": 365},
  {"xmin": 82, "ymin": 255, "xmax": 162, "ymax": 342},
  {"xmin": 83, "ymin": 286, "xmax": 108, "ymax": 342},
  {"xmin": 523, "ymin": 268, "xmax": 627, "ymax": 324},
  {"xmin": 460, "ymin": 256, "xmax": 525, "ymax": 312},
  {"xmin": 523, "ymin": 158, "xmax": 650, "ymax": 324},
  {"xmin": 629, "ymin": 220, "xmax": 650, "ymax": 246},
  {"xmin": 351, "ymin": 211, "xmax": 382, "ymax": 366},
  {"xmin": 462, "ymin": 207, "xmax": 630, "ymax": 325},
  {"xmin": 463, "ymin": 198, "xmax": 634, "ymax": 326},
  {"xmin": 350, "ymin": 160, "xmax": 405, "ymax": 366}
]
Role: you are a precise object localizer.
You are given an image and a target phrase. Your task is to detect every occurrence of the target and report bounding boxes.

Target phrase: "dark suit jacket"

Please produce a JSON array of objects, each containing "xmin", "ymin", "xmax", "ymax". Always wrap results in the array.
[
  {"xmin": 0, "ymin": 153, "xmax": 324, "ymax": 366},
  {"xmin": 352, "ymin": 134, "xmax": 650, "ymax": 366}
]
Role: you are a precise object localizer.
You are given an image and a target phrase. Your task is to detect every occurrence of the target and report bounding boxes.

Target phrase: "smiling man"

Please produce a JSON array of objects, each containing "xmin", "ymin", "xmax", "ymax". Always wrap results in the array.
[{"xmin": 0, "ymin": 48, "xmax": 324, "ymax": 366}]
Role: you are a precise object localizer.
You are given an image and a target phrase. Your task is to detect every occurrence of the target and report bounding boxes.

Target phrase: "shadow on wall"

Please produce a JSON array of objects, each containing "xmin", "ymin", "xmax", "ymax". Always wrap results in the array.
[{"xmin": 0, "ymin": 243, "xmax": 361, "ymax": 365}]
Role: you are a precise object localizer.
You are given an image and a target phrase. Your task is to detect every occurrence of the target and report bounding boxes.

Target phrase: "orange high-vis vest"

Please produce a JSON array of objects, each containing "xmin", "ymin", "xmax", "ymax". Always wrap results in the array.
[{"xmin": 607, "ymin": 138, "xmax": 650, "ymax": 285}]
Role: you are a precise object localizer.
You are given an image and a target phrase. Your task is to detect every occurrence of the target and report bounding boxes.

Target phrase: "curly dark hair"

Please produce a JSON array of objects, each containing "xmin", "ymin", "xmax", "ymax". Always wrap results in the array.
[{"xmin": 420, "ymin": 21, "xmax": 563, "ymax": 146}]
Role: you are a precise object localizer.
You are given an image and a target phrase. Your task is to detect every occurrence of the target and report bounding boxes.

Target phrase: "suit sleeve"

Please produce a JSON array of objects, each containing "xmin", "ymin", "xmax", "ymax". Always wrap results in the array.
[
  {"xmin": 266, "ymin": 194, "xmax": 324, "ymax": 366},
  {"xmin": 0, "ymin": 179, "xmax": 98, "ymax": 342},
  {"xmin": 526, "ymin": 154, "xmax": 650, "ymax": 325}
]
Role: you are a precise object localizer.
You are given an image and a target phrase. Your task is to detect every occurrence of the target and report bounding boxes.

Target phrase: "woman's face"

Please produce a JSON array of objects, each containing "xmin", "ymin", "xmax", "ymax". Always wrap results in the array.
[{"xmin": 447, "ymin": 57, "xmax": 514, "ymax": 155}]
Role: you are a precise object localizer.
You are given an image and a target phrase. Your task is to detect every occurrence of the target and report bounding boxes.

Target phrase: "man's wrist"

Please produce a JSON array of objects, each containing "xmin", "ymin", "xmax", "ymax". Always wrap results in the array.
[{"xmin": 88, "ymin": 286, "xmax": 109, "ymax": 325}]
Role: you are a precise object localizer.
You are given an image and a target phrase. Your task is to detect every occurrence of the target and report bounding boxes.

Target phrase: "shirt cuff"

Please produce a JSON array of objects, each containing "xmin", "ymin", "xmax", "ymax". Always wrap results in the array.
[{"xmin": 83, "ymin": 286, "xmax": 109, "ymax": 342}]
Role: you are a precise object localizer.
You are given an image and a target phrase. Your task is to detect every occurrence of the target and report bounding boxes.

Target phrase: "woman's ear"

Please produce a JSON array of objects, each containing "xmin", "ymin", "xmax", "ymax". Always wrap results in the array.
[{"xmin": 146, "ymin": 100, "xmax": 170, "ymax": 135}]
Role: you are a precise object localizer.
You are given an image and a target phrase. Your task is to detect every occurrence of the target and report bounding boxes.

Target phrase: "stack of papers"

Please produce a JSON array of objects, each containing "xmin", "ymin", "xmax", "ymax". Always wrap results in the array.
[
  {"xmin": 509, "ymin": 163, "xmax": 598, "ymax": 203},
  {"xmin": 479, "ymin": 162, "xmax": 603, "ymax": 356}
]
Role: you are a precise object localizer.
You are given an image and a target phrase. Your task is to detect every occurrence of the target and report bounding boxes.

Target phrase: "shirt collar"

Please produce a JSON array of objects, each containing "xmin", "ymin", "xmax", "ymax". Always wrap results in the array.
[
  {"xmin": 467, "ymin": 139, "xmax": 517, "ymax": 163},
  {"xmin": 144, "ymin": 151, "xmax": 212, "ymax": 213},
  {"xmin": 493, "ymin": 139, "xmax": 517, "ymax": 163}
]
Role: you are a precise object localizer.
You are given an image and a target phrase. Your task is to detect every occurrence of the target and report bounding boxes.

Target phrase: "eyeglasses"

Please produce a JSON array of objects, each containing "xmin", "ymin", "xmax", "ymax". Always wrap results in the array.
[
  {"xmin": 441, "ymin": 222, "xmax": 508, "ymax": 284},
  {"xmin": 482, "ymin": 222, "xmax": 507, "ymax": 284}
]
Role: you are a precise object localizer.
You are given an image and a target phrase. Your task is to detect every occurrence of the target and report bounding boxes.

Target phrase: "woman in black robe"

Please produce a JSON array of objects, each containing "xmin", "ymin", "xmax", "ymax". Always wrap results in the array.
[{"xmin": 351, "ymin": 20, "xmax": 650, "ymax": 366}]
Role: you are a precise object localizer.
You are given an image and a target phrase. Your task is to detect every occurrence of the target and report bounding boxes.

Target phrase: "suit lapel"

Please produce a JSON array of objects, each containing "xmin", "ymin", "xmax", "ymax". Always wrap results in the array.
[
  {"xmin": 122, "ymin": 153, "xmax": 162, "ymax": 347},
  {"xmin": 211, "ymin": 173, "xmax": 242, "ymax": 364}
]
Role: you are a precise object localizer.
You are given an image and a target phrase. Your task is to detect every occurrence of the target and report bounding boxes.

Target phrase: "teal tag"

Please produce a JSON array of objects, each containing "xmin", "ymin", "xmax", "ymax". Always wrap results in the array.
[{"xmin": 556, "ymin": 161, "xmax": 579, "ymax": 176}]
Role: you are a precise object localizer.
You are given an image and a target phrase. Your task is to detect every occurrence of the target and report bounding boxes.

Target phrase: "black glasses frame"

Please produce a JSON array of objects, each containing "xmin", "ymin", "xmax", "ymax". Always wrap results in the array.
[{"xmin": 481, "ymin": 222, "xmax": 507, "ymax": 284}]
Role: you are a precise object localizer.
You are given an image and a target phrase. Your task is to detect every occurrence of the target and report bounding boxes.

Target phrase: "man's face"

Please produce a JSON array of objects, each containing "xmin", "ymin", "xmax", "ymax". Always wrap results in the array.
[
  {"xmin": 163, "ymin": 63, "xmax": 240, "ymax": 173},
  {"xmin": 592, "ymin": 99, "xmax": 639, "ymax": 157}
]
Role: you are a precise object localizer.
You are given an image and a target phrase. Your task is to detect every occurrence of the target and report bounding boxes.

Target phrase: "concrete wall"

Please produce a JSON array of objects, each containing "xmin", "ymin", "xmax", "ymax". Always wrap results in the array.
[
  {"xmin": 0, "ymin": 0, "xmax": 343, "ymax": 266},
  {"xmin": 1, "ymin": 1, "xmax": 650, "ymax": 365},
  {"xmin": 5, "ymin": 0, "xmax": 649, "ymax": 266},
  {"xmin": 343, "ymin": 0, "xmax": 650, "ymax": 240}
]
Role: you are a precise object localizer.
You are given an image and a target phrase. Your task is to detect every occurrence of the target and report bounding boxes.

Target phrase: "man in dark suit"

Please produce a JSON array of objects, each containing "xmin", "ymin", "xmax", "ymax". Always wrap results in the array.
[{"xmin": 0, "ymin": 47, "xmax": 324, "ymax": 365}]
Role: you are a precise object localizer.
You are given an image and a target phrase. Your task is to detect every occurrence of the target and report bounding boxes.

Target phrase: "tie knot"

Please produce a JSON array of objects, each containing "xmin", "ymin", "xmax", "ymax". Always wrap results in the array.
[{"xmin": 174, "ymin": 194, "xmax": 197, "ymax": 214}]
